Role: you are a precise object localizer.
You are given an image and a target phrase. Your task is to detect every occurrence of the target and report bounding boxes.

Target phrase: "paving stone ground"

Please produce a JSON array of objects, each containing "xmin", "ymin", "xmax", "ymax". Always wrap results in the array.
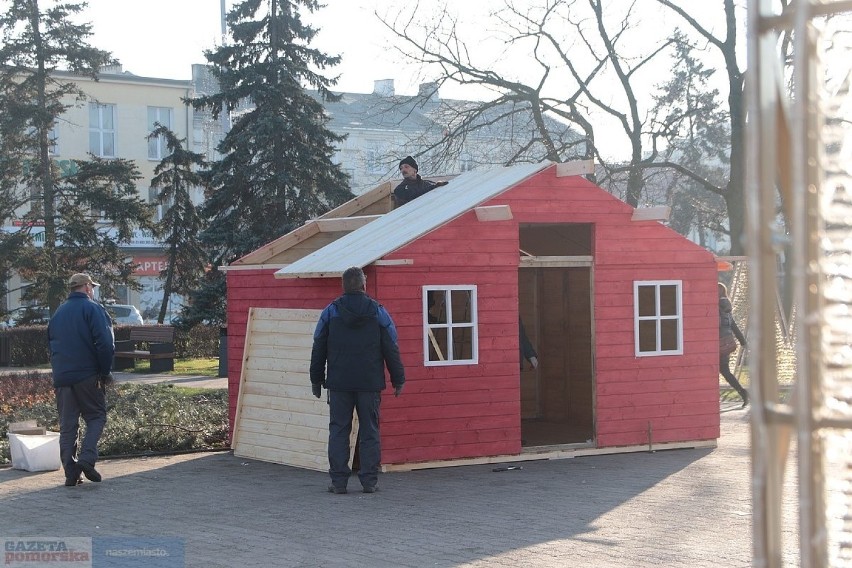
[{"xmin": 0, "ymin": 401, "xmax": 800, "ymax": 567}]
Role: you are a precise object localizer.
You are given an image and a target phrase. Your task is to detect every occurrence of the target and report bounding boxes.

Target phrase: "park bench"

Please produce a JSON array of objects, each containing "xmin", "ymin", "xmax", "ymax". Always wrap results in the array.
[{"xmin": 113, "ymin": 325, "xmax": 175, "ymax": 373}]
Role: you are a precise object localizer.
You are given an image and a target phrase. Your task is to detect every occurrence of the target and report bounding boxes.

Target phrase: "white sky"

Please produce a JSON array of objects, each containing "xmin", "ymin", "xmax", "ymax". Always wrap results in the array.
[
  {"xmin": 75, "ymin": 0, "xmax": 739, "ymax": 158},
  {"xmin": 80, "ymin": 1, "xmax": 734, "ymax": 95},
  {"xmin": 83, "ymin": 0, "xmax": 457, "ymax": 96}
]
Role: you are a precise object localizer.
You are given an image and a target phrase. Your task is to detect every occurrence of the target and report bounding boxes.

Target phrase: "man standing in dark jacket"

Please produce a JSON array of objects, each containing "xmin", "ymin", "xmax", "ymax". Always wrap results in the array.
[
  {"xmin": 48, "ymin": 273, "xmax": 115, "ymax": 487},
  {"xmin": 392, "ymin": 155, "xmax": 448, "ymax": 208},
  {"xmin": 310, "ymin": 266, "xmax": 405, "ymax": 494}
]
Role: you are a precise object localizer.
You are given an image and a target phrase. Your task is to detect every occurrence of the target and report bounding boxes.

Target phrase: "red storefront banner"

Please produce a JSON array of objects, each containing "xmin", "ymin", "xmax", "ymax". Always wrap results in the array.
[{"xmin": 133, "ymin": 257, "xmax": 169, "ymax": 276}]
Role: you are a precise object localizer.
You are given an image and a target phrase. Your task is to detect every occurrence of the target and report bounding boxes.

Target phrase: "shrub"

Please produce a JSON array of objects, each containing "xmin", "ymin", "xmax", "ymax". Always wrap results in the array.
[
  {"xmin": 0, "ymin": 370, "xmax": 228, "ymax": 465},
  {"xmin": 2, "ymin": 326, "xmax": 50, "ymax": 367},
  {"xmin": 175, "ymin": 325, "xmax": 219, "ymax": 358},
  {"xmin": 0, "ymin": 323, "xmax": 220, "ymax": 366}
]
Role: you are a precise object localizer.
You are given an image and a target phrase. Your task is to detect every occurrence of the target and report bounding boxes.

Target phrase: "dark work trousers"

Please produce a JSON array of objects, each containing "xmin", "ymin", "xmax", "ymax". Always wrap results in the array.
[
  {"xmin": 55, "ymin": 375, "xmax": 107, "ymax": 477},
  {"xmin": 328, "ymin": 390, "xmax": 381, "ymax": 489},
  {"xmin": 719, "ymin": 353, "xmax": 748, "ymax": 402}
]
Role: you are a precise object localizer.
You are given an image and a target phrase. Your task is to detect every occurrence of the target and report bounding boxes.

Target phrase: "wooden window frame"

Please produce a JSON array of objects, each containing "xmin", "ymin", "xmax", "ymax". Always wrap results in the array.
[
  {"xmin": 633, "ymin": 280, "xmax": 683, "ymax": 357},
  {"xmin": 422, "ymin": 285, "xmax": 479, "ymax": 366}
]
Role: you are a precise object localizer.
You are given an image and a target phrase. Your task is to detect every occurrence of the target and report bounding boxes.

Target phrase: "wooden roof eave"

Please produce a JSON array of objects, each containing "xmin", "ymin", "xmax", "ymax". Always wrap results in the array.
[{"xmin": 228, "ymin": 181, "xmax": 395, "ymax": 267}]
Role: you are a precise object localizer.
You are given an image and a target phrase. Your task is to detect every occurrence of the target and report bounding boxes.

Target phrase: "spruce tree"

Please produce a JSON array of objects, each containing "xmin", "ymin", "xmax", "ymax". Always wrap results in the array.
[
  {"xmin": 0, "ymin": 0, "xmax": 156, "ymax": 314},
  {"xmin": 190, "ymin": 0, "xmax": 353, "ymax": 262},
  {"xmin": 148, "ymin": 125, "xmax": 208, "ymax": 324}
]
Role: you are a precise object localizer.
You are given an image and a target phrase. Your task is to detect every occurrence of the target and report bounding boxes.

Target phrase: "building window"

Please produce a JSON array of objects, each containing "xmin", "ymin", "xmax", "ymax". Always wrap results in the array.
[
  {"xmin": 147, "ymin": 106, "xmax": 172, "ymax": 160},
  {"xmin": 423, "ymin": 285, "xmax": 478, "ymax": 366},
  {"xmin": 89, "ymin": 103, "xmax": 116, "ymax": 157},
  {"xmin": 47, "ymin": 126, "xmax": 58, "ymax": 156},
  {"xmin": 23, "ymin": 125, "xmax": 58, "ymax": 156},
  {"xmin": 634, "ymin": 280, "xmax": 683, "ymax": 356},
  {"xmin": 365, "ymin": 149, "xmax": 387, "ymax": 175},
  {"xmin": 148, "ymin": 185, "xmax": 173, "ymax": 221}
]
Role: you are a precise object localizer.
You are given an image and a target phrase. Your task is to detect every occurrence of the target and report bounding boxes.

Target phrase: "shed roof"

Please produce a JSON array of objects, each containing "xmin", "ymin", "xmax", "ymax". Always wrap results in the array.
[{"xmin": 274, "ymin": 161, "xmax": 553, "ymax": 279}]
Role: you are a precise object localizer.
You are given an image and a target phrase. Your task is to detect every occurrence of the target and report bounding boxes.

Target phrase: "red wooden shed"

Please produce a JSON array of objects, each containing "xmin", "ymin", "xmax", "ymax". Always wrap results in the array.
[{"xmin": 223, "ymin": 160, "xmax": 720, "ymax": 471}]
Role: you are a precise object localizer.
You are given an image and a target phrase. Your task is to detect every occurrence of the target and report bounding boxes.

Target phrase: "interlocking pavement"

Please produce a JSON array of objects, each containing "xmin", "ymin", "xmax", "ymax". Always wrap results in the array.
[{"xmin": 0, "ymin": 404, "xmax": 799, "ymax": 567}]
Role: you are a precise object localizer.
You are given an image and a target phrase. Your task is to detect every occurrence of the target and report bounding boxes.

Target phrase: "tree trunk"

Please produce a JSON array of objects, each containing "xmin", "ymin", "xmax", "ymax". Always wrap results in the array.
[
  {"xmin": 158, "ymin": 240, "xmax": 178, "ymax": 324},
  {"xmin": 726, "ymin": 61, "xmax": 745, "ymax": 255},
  {"xmin": 28, "ymin": 1, "xmax": 61, "ymax": 312}
]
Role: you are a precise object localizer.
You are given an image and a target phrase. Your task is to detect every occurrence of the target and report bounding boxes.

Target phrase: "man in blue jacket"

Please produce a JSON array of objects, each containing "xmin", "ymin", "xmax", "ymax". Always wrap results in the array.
[
  {"xmin": 48, "ymin": 273, "xmax": 115, "ymax": 487},
  {"xmin": 310, "ymin": 266, "xmax": 405, "ymax": 494}
]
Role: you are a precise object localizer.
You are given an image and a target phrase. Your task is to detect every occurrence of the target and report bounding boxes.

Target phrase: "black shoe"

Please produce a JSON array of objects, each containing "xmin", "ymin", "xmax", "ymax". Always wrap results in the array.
[
  {"xmin": 78, "ymin": 461, "xmax": 102, "ymax": 482},
  {"xmin": 328, "ymin": 484, "xmax": 347, "ymax": 494},
  {"xmin": 362, "ymin": 485, "xmax": 378, "ymax": 494},
  {"xmin": 64, "ymin": 462, "xmax": 83, "ymax": 486}
]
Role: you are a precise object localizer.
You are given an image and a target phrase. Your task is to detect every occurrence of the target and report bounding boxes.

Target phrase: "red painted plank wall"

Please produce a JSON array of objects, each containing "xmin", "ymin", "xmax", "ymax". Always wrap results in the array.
[
  {"xmin": 487, "ymin": 167, "xmax": 720, "ymax": 447},
  {"xmin": 378, "ymin": 212, "xmax": 523, "ymax": 464}
]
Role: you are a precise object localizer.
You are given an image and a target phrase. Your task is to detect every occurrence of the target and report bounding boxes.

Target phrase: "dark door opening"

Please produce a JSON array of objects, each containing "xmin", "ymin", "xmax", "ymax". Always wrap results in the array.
[{"xmin": 519, "ymin": 224, "xmax": 595, "ymax": 447}]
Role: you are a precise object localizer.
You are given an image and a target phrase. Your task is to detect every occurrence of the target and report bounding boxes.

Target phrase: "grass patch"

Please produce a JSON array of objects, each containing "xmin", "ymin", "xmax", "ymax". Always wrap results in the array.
[
  {"xmin": 0, "ymin": 370, "xmax": 228, "ymax": 466},
  {"xmin": 124, "ymin": 357, "xmax": 219, "ymax": 376}
]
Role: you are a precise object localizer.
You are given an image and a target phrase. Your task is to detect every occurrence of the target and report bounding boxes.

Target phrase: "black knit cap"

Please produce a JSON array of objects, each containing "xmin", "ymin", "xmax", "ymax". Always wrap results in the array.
[{"xmin": 399, "ymin": 156, "xmax": 418, "ymax": 171}]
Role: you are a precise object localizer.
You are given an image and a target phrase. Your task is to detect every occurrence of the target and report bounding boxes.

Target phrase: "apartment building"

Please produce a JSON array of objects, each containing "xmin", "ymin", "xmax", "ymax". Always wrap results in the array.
[{"xmin": 3, "ymin": 65, "xmax": 199, "ymax": 321}]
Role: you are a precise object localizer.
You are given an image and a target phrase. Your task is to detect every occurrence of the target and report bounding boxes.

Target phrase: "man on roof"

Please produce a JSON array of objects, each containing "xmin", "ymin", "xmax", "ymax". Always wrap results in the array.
[{"xmin": 392, "ymin": 155, "xmax": 448, "ymax": 208}]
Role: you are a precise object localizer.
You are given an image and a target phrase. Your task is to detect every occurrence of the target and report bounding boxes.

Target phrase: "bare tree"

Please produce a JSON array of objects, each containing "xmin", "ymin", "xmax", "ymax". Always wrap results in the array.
[
  {"xmin": 655, "ymin": 0, "xmax": 746, "ymax": 253},
  {"xmin": 379, "ymin": 0, "xmax": 684, "ymax": 208},
  {"xmin": 376, "ymin": 3, "xmax": 595, "ymax": 179}
]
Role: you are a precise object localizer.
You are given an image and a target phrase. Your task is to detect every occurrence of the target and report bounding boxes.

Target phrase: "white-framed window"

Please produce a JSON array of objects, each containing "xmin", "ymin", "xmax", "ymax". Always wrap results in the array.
[
  {"xmin": 24, "ymin": 125, "xmax": 58, "ymax": 155},
  {"xmin": 147, "ymin": 106, "xmax": 172, "ymax": 160},
  {"xmin": 365, "ymin": 149, "xmax": 384, "ymax": 175},
  {"xmin": 147, "ymin": 186, "xmax": 162, "ymax": 221},
  {"xmin": 47, "ymin": 126, "xmax": 58, "ymax": 156},
  {"xmin": 634, "ymin": 280, "xmax": 683, "ymax": 356},
  {"xmin": 459, "ymin": 151, "xmax": 475, "ymax": 172},
  {"xmin": 423, "ymin": 285, "xmax": 478, "ymax": 366},
  {"xmin": 89, "ymin": 103, "xmax": 116, "ymax": 157}
]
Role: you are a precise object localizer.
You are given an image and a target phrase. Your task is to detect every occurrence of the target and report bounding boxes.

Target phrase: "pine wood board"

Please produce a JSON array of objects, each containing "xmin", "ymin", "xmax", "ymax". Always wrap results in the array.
[
  {"xmin": 382, "ymin": 438, "xmax": 717, "ymax": 472},
  {"xmin": 233, "ymin": 307, "xmax": 330, "ymax": 471}
]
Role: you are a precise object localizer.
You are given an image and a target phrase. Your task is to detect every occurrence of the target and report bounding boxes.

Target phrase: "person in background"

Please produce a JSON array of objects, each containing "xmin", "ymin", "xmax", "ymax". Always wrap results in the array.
[
  {"xmin": 392, "ymin": 155, "xmax": 448, "ymax": 208},
  {"xmin": 519, "ymin": 317, "xmax": 539, "ymax": 370},
  {"xmin": 48, "ymin": 273, "xmax": 115, "ymax": 487},
  {"xmin": 309, "ymin": 266, "xmax": 405, "ymax": 494},
  {"xmin": 718, "ymin": 282, "xmax": 748, "ymax": 408}
]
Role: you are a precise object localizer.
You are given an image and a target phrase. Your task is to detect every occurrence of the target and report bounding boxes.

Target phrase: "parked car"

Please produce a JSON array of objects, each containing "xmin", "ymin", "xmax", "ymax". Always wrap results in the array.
[
  {"xmin": 9, "ymin": 306, "xmax": 50, "ymax": 326},
  {"xmin": 104, "ymin": 304, "xmax": 144, "ymax": 326}
]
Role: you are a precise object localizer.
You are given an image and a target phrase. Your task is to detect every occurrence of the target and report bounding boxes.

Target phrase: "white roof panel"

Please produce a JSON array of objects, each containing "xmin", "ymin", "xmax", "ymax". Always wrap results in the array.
[{"xmin": 275, "ymin": 161, "xmax": 552, "ymax": 278}]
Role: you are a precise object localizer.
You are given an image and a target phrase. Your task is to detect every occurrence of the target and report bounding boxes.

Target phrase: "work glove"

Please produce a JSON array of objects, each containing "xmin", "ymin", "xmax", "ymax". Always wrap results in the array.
[
  {"xmin": 311, "ymin": 383, "xmax": 322, "ymax": 399},
  {"xmin": 99, "ymin": 373, "xmax": 115, "ymax": 387},
  {"xmin": 394, "ymin": 384, "xmax": 403, "ymax": 397}
]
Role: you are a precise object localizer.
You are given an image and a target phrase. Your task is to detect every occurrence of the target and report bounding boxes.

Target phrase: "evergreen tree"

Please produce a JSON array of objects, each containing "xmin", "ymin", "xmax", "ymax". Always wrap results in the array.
[
  {"xmin": 0, "ymin": 0, "xmax": 156, "ymax": 313},
  {"xmin": 190, "ymin": 0, "xmax": 353, "ymax": 262},
  {"xmin": 148, "ymin": 124, "xmax": 208, "ymax": 324}
]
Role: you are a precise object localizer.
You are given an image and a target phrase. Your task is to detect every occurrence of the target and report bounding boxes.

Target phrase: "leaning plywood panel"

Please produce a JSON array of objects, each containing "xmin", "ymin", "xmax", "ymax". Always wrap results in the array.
[{"xmin": 232, "ymin": 307, "xmax": 328, "ymax": 471}]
